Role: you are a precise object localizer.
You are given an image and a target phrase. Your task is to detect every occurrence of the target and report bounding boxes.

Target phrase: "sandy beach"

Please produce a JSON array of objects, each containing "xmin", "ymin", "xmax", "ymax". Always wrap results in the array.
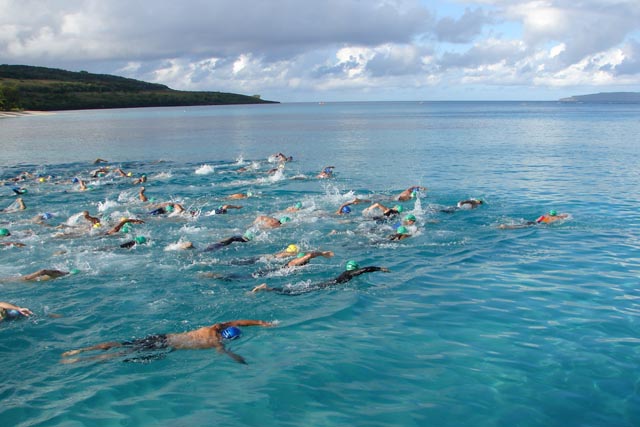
[{"xmin": 0, "ymin": 110, "xmax": 53, "ymax": 118}]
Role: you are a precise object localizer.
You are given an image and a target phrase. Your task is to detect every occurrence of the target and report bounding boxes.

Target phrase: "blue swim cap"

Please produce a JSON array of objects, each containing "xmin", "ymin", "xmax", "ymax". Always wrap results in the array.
[
  {"xmin": 324, "ymin": 167, "xmax": 333, "ymax": 174},
  {"xmin": 221, "ymin": 326, "xmax": 242, "ymax": 340},
  {"xmin": 134, "ymin": 236, "xmax": 147, "ymax": 245},
  {"xmin": 42, "ymin": 212, "xmax": 53, "ymax": 220},
  {"xmin": 279, "ymin": 216, "xmax": 291, "ymax": 224},
  {"xmin": 346, "ymin": 260, "xmax": 359, "ymax": 271},
  {"xmin": 5, "ymin": 309, "xmax": 21, "ymax": 318},
  {"xmin": 341, "ymin": 205, "xmax": 351, "ymax": 214},
  {"xmin": 72, "ymin": 177, "xmax": 79, "ymax": 183}
]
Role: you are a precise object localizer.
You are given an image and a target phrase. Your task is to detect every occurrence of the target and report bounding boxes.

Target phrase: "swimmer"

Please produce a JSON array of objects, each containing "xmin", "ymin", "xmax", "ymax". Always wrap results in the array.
[
  {"xmin": 78, "ymin": 180, "xmax": 88, "ymax": 191},
  {"xmin": 11, "ymin": 186, "xmax": 28, "ymax": 195},
  {"xmin": 402, "ymin": 214, "xmax": 417, "ymax": 226},
  {"xmin": 363, "ymin": 202, "xmax": 404, "ymax": 220},
  {"xmin": 133, "ymin": 174, "xmax": 147, "ymax": 185},
  {"xmin": 441, "ymin": 199, "xmax": 484, "ymax": 213},
  {"xmin": 1, "ymin": 197, "xmax": 26, "ymax": 212},
  {"xmin": 90, "ymin": 167, "xmax": 110, "ymax": 178},
  {"xmin": 1, "ymin": 241, "xmax": 26, "ymax": 248},
  {"xmin": 204, "ymin": 231, "xmax": 254, "ymax": 252},
  {"xmin": 93, "ymin": 158, "xmax": 108, "ymax": 164},
  {"xmin": 251, "ymin": 260, "xmax": 389, "ymax": 295},
  {"xmin": 253, "ymin": 215, "xmax": 291, "ymax": 228},
  {"xmin": 336, "ymin": 198, "xmax": 371, "ymax": 215},
  {"xmin": 285, "ymin": 250, "xmax": 334, "ymax": 268},
  {"xmin": 317, "ymin": 166, "xmax": 335, "ymax": 179},
  {"xmin": 389, "ymin": 226, "xmax": 411, "ymax": 241},
  {"xmin": 273, "ymin": 152, "xmax": 293, "ymax": 163},
  {"xmin": 0, "ymin": 228, "xmax": 11, "ymax": 237},
  {"xmin": 396, "ymin": 186, "xmax": 427, "ymax": 201},
  {"xmin": 226, "ymin": 192, "xmax": 252, "ymax": 200},
  {"xmin": 106, "ymin": 218, "xmax": 145, "ymax": 235},
  {"xmin": 0, "ymin": 301, "xmax": 33, "ymax": 321},
  {"xmin": 120, "ymin": 236, "xmax": 148, "ymax": 249},
  {"xmin": 271, "ymin": 244, "xmax": 301, "ymax": 258},
  {"xmin": 148, "ymin": 202, "xmax": 185, "ymax": 216},
  {"xmin": 285, "ymin": 202, "xmax": 303, "ymax": 213},
  {"xmin": 213, "ymin": 204, "xmax": 243, "ymax": 215},
  {"xmin": 139, "ymin": 186, "xmax": 148, "ymax": 202},
  {"xmin": 18, "ymin": 269, "xmax": 73, "ymax": 282},
  {"xmin": 498, "ymin": 210, "xmax": 569, "ymax": 229},
  {"xmin": 61, "ymin": 319, "xmax": 276, "ymax": 365},
  {"xmin": 82, "ymin": 210, "xmax": 101, "ymax": 226}
]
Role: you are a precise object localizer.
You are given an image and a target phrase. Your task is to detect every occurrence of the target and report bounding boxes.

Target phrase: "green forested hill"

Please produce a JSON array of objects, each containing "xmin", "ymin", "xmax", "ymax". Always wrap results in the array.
[{"xmin": 0, "ymin": 64, "xmax": 277, "ymax": 111}]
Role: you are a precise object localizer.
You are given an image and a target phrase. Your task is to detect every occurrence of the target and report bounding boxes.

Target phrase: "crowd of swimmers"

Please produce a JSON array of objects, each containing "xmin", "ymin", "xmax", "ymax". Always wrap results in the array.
[{"xmin": 1, "ymin": 154, "xmax": 569, "ymax": 364}]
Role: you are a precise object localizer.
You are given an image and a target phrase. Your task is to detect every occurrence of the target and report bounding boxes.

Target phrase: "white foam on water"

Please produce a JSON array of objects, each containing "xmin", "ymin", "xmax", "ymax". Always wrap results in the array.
[{"xmin": 195, "ymin": 164, "xmax": 215, "ymax": 175}]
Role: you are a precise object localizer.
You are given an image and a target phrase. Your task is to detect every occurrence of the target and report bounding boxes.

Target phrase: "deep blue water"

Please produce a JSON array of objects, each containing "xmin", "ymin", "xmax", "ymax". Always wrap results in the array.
[{"xmin": 1, "ymin": 102, "xmax": 640, "ymax": 426}]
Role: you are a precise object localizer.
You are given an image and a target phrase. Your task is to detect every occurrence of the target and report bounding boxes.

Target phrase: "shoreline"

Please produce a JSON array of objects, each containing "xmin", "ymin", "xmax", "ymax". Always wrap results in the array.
[{"xmin": 0, "ymin": 110, "xmax": 54, "ymax": 119}]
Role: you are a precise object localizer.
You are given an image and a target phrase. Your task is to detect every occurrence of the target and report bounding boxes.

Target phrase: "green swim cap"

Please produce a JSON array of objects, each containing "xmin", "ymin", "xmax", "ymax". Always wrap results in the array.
[
  {"xmin": 165, "ymin": 205, "xmax": 174, "ymax": 212},
  {"xmin": 121, "ymin": 223, "xmax": 132, "ymax": 233},
  {"xmin": 134, "ymin": 236, "xmax": 147, "ymax": 245},
  {"xmin": 346, "ymin": 260, "xmax": 359, "ymax": 271},
  {"xmin": 69, "ymin": 268, "xmax": 80, "ymax": 275},
  {"xmin": 279, "ymin": 216, "xmax": 291, "ymax": 224},
  {"xmin": 549, "ymin": 210, "xmax": 557, "ymax": 216},
  {"xmin": 404, "ymin": 214, "xmax": 416, "ymax": 222},
  {"xmin": 0, "ymin": 228, "xmax": 10, "ymax": 236},
  {"xmin": 397, "ymin": 226, "xmax": 409, "ymax": 234},
  {"xmin": 297, "ymin": 252, "xmax": 307, "ymax": 258},
  {"xmin": 295, "ymin": 202, "xmax": 303, "ymax": 209},
  {"xmin": 246, "ymin": 191, "xmax": 253, "ymax": 197},
  {"xmin": 393, "ymin": 205, "xmax": 403, "ymax": 213},
  {"xmin": 243, "ymin": 231, "xmax": 254, "ymax": 241}
]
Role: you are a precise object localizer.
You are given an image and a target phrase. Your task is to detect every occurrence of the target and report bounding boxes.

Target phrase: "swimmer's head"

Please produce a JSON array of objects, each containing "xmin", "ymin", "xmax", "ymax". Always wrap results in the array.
[
  {"xmin": 294, "ymin": 202, "xmax": 303, "ymax": 209},
  {"xmin": 279, "ymin": 216, "xmax": 291, "ymax": 224},
  {"xmin": 93, "ymin": 223, "xmax": 102, "ymax": 228},
  {"xmin": 345, "ymin": 260, "xmax": 359, "ymax": 271},
  {"xmin": 404, "ymin": 214, "xmax": 416, "ymax": 223},
  {"xmin": 221, "ymin": 326, "xmax": 242, "ymax": 340},
  {"xmin": 246, "ymin": 191, "xmax": 253, "ymax": 197},
  {"xmin": 165, "ymin": 205, "xmax": 175, "ymax": 213},
  {"xmin": 41, "ymin": 212, "xmax": 53, "ymax": 220},
  {"xmin": 72, "ymin": 177, "xmax": 79, "ymax": 183},
  {"xmin": 549, "ymin": 210, "xmax": 557, "ymax": 216},
  {"xmin": 286, "ymin": 244, "xmax": 299, "ymax": 254},
  {"xmin": 121, "ymin": 224, "xmax": 132, "ymax": 233},
  {"xmin": 38, "ymin": 177, "xmax": 46, "ymax": 182},
  {"xmin": 243, "ymin": 231, "xmax": 254, "ymax": 241},
  {"xmin": 297, "ymin": 252, "xmax": 307, "ymax": 258},
  {"xmin": 324, "ymin": 167, "xmax": 333, "ymax": 174},
  {"xmin": 127, "ymin": 172, "xmax": 133, "ymax": 177},
  {"xmin": 134, "ymin": 236, "xmax": 147, "ymax": 245},
  {"xmin": 393, "ymin": 205, "xmax": 403, "ymax": 213},
  {"xmin": 0, "ymin": 228, "xmax": 10, "ymax": 237},
  {"xmin": 69, "ymin": 268, "xmax": 80, "ymax": 275},
  {"xmin": 341, "ymin": 205, "xmax": 351, "ymax": 214},
  {"xmin": 397, "ymin": 226, "xmax": 409, "ymax": 235}
]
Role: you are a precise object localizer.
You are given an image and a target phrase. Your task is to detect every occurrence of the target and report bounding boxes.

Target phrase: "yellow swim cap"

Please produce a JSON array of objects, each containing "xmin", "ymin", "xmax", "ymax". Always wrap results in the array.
[
  {"xmin": 93, "ymin": 223, "xmax": 102, "ymax": 228},
  {"xmin": 286, "ymin": 244, "xmax": 299, "ymax": 253}
]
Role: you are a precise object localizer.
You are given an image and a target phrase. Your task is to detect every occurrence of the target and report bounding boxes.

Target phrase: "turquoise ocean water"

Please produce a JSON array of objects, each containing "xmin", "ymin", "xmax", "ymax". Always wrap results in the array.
[{"xmin": 1, "ymin": 102, "xmax": 640, "ymax": 426}]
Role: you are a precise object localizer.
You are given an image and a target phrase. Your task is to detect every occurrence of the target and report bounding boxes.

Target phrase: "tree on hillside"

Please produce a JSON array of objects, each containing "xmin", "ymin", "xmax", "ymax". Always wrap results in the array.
[{"xmin": 0, "ymin": 83, "xmax": 22, "ymax": 111}]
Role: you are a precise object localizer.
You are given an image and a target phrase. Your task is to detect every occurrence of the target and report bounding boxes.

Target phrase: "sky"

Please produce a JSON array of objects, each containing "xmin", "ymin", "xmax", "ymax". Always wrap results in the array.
[{"xmin": 1, "ymin": 0, "xmax": 640, "ymax": 102}]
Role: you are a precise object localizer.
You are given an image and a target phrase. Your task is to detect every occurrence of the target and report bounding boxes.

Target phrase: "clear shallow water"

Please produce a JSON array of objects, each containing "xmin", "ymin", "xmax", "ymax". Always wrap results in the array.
[{"xmin": 1, "ymin": 102, "xmax": 640, "ymax": 426}]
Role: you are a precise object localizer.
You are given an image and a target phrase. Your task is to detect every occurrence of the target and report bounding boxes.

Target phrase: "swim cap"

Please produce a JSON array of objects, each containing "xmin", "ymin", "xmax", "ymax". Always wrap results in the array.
[
  {"xmin": 279, "ymin": 216, "xmax": 291, "ymax": 224},
  {"xmin": 410, "ymin": 191, "xmax": 417, "ymax": 199},
  {"xmin": 72, "ymin": 177, "xmax": 79, "ymax": 183},
  {"xmin": 297, "ymin": 252, "xmax": 307, "ymax": 258},
  {"xmin": 324, "ymin": 167, "xmax": 333, "ymax": 174},
  {"xmin": 397, "ymin": 226, "xmax": 409, "ymax": 234},
  {"xmin": 345, "ymin": 260, "xmax": 359, "ymax": 271},
  {"xmin": 393, "ymin": 205, "xmax": 403, "ymax": 213},
  {"xmin": 38, "ymin": 177, "xmax": 46, "ymax": 183},
  {"xmin": 0, "ymin": 228, "xmax": 10, "ymax": 236},
  {"xmin": 404, "ymin": 214, "xmax": 416, "ymax": 222},
  {"xmin": 93, "ymin": 223, "xmax": 102, "ymax": 228},
  {"xmin": 549, "ymin": 210, "xmax": 557, "ymax": 216},
  {"xmin": 69, "ymin": 268, "xmax": 80, "ymax": 275},
  {"xmin": 165, "ymin": 205, "xmax": 175, "ymax": 212},
  {"xmin": 5, "ymin": 309, "xmax": 21, "ymax": 318},
  {"xmin": 286, "ymin": 244, "xmax": 299, "ymax": 253},
  {"xmin": 121, "ymin": 224, "xmax": 132, "ymax": 233},
  {"xmin": 243, "ymin": 231, "xmax": 254, "ymax": 241},
  {"xmin": 221, "ymin": 326, "xmax": 242, "ymax": 340},
  {"xmin": 127, "ymin": 172, "xmax": 133, "ymax": 177},
  {"xmin": 42, "ymin": 212, "xmax": 53, "ymax": 220},
  {"xmin": 134, "ymin": 236, "xmax": 147, "ymax": 245},
  {"xmin": 294, "ymin": 202, "xmax": 303, "ymax": 209},
  {"xmin": 246, "ymin": 191, "xmax": 253, "ymax": 197},
  {"xmin": 341, "ymin": 205, "xmax": 351, "ymax": 214}
]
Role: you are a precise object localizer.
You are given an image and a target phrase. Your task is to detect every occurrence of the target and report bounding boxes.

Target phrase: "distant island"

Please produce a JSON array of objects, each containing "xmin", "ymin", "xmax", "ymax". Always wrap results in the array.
[
  {"xmin": 0, "ymin": 64, "xmax": 277, "ymax": 111},
  {"xmin": 559, "ymin": 92, "xmax": 640, "ymax": 103}
]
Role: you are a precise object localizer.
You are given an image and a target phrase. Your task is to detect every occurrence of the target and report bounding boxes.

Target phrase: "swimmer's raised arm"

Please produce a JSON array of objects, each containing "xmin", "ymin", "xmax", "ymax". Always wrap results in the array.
[
  {"xmin": 0, "ymin": 302, "xmax": 33, "ymax": 316},
  {"xmin": 218, "ymin": 320, "xmax": 275, "ymax": 328}
]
